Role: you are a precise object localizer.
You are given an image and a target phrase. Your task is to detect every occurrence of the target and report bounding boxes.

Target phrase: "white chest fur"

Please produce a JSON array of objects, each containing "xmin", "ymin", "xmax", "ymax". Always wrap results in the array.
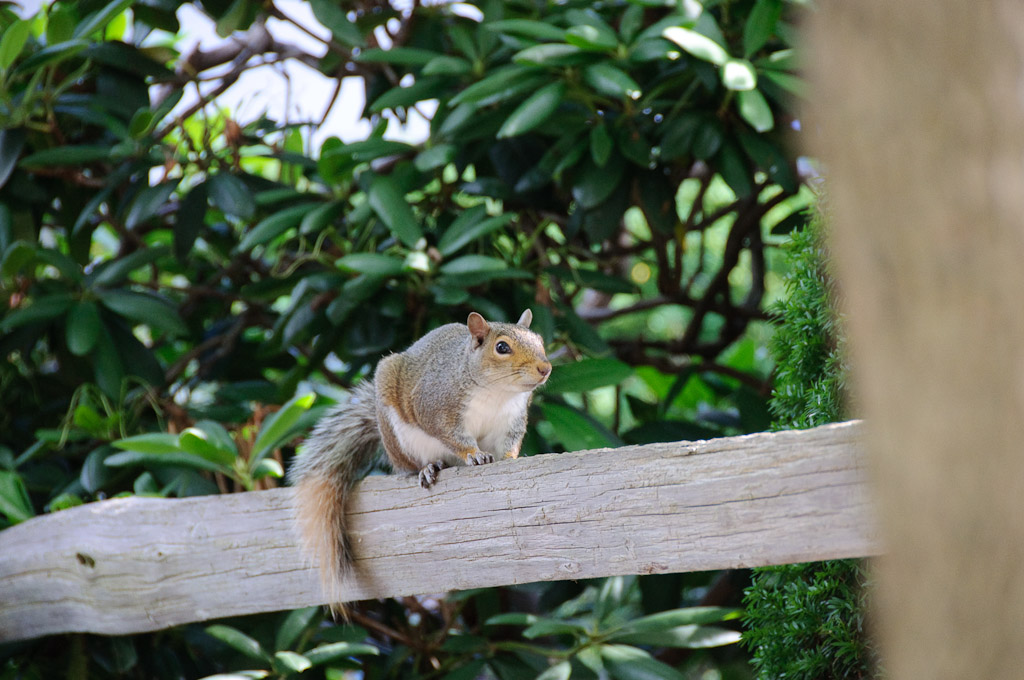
[{"xmin": 463, "ymin": 388, "xmax": 530, "ymax": 453}]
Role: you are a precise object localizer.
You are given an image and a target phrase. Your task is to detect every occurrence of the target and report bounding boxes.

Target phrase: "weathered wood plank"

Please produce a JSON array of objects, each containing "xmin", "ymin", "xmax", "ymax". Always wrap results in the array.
[{"xmin": 0, "ymin": 421, "xmax": 875, "ymax": 642}]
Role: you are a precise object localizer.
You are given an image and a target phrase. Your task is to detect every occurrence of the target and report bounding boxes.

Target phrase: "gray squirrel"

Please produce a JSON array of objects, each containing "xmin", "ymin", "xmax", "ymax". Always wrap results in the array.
[{"xmin": 289, "ymin": 310, "xmax": 551, "ymax": 606}]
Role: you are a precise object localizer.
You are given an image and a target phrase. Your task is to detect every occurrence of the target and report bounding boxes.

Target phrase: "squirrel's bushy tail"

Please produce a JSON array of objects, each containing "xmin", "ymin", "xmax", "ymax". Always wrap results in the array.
[{"xmin": 290, "ymin": 380, "xmax": 380, "ymax": 608}]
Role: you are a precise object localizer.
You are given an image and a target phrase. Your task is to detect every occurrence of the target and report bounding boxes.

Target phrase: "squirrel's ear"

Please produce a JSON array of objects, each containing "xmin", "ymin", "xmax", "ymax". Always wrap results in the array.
[
  {"xmin": 467, "ymin": 312, "xmax": 490, "ymax": 346},
  {"xmin": 516, "ymin": 309, "xmax": 533, "ymax": 328}
]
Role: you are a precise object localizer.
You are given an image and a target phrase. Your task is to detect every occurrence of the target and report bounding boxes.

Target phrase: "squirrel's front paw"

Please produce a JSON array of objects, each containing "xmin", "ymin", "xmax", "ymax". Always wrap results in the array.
[
  {"xmin": 467, "ymin": 451, "xmax": 494, "ymax": 466},
  {"xmin": 418, "ymin": 461, "xmax": 447, "ymax": 488}
]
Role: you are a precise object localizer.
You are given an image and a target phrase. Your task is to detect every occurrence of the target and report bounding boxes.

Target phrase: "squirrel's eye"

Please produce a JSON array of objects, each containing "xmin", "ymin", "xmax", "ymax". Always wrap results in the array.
[{"xmin": 496, "ymin": 341, "xmax": 512, "ymax": 355}]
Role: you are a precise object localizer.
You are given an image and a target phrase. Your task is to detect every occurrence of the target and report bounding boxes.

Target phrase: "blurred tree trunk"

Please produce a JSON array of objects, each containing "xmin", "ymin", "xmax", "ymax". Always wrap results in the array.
[{"xmin": 808, "ymin": 3, "xmax": 1024, "ymax": 677}]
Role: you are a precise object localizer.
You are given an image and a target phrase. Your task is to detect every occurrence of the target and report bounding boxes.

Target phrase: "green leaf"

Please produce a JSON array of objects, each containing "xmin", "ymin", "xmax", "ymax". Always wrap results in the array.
[
  {"xmin": 0, "ymin": 470, "xmax": 34, "ymax": 523},
  {"xmin": 96, "ymin": 289, "xmax": 187, "ymax": 336},
  {"xmin": 125, "ymin": 179, "xmax": 180, "ymax": 230},
  {"xmin": 716, "ymin": 140, "xmax": 753, "ymax": 197},
  {"xmin": 89, "ymin": 246, "xmax": 167, "ymax": 287},
  {"xmin": 565, "ymin": 25, "xmax": 617, "ymax": 52},
  {"xmin": 179, "ymin": 426, "xmax": 236, "ymax": 466},
  {"xmin": 415, "ymin": 144, "xmax": 456, "ymax": 172},
  {"xmin": 105, "ymin": 450, "xmax": 223, "ymax": 472},
  {"xmin": 1, "ymin": 293, "xmax": 74, "ymax": 332},
  {"xmin": 600, "ymin": 645, "xmax": 685, "ymax": 680},
  {"xmin": 513, "ymin": 43, "xmax": 588, "ymax": 67},
  {"xmin": 610, "ymin": 625, "xmax": 741, "ymax": 648},
  {"xmin": 743, "ymin": 0, "xmax": 783, "ymax": 56},
  {"xmin": 423, "ymin": 55, "xmax": 472, "ymax": 76},
  {"xmin": 273, "ymin": 651, "xmax": 312, "ymax": 674},
  {"xmin": 13, "ymin": 39, "xmax": 88, "ymax": 74},
  {"xmin": 0, "ymin": 127, "xmax": 24, "ymax": 190},
  {"xmin": 370, "ymin": 77, "xmax": 446, "ymax": 113},
  {"xmin": 176, "ymin": 182, "xmax": 208, "ymax": 259},
  {"xmin": 20, "ymin": 145, "xmax": 113, "ymax": 167},
  {"xmin": 450, "ymin": 66, "xmax": 540, "ymax": 107},
  {"xmin": 66, "ymin": 300, "xmax": 102, "ymax": 356},
  {"xmin": 438, "ymin": 211, "xmax": 513, "ymax": 257},
  {"xmin": 0, "ymin": 18, "xmax": 32, "ymax": 71},
  {"xmin": 485, "ymin": 19, "xmax": 566, "ymax": 42},
  {"xmin": 536, "ymin": 661, "xmax": 572, "ymax": 680},
  {"xmin": 206, "ymin": 625, "xmax": 269, "ymax": 662},
  {"xmin": 572, "ymin": 155, "xmax": 624, "ymax": 209},
  {"xmin": 522, "ymin": 619, "xmax": 587, "ymax": 639},
  {"xmin": 367, "ymin": 175, "xmax": 422, "ymax": 247},
  {"xmin": 275, "ymin": 606, "xmax": 320, "ymax": 651},
  {"xmin": 208, "ymin": 173, "xmax": 255, "ymax": 220},
  {"xmin": 737, "ymin": 88, "xmax": 774, "ymax": 132},
  {"xmin": 582, "ymin": 63, "xmax": 641, "ymax": 100},
  {"xmin": 238, "ymin": 203, "xmax": 316, "ymax": 251},
  {"xmin": 544, "ymin": 358, "xmax": 633, "ymax": 393},
  {"xmin": 73, "ymin": 0, "xmax": 134, "ymax": 38},
  {"xmin": 336, "ymin": 253, "xmax": 407, "ymax": 276},
  {"xmin": 357, "ymin": 47, "xmax": 441, "ymax": 65},
  {"xmin": 540, "ymin": 402, "xmax": 620, "ymax": 451},
  {"xmin": 251, "ymin": 392, "xmax": 316, "ymax": 462},
  {"xmin": 590, "ymin": 124, "xmax": 613, "ymax": 167},
  {"xmin": 111, "ymin": 432, "xmax": 182, "ymax": 455},
  {"xmin": 304, "ymin": 642, "xmax": 379, "ymax": 666},
  {"xmin": 485, "ymin": 612, "xmax": 539, "ymax": 626},
  {"xmin": 612, "ymin": 607, "xmax": 739, "ymax": 635},
  {"xmin": 300, "ymin": 200, "xmax": 345, "ymax": 235},
  {"xmin": 662, "ymin": 27, "xmax": 729, "ymax": 66},
  {"xmin": 252, "ymin": 458, "xmax": 284, "ymax": 480},
  {"xmin": 497, "ymin": 82, "xmax": 566, "ymax": 139},
  {"xmin": 308, "ymin": 0, "xmax": 362, "ymax": 46},
  {"xmin": 721, "ymin": 59, "xmax": 757, "ymax": 91},
  {"xmin": 93, "ymin": 324, "xmax": 124, "ymax": 398},
  {"xmin": 439, "ymin": 254, "xmax": 507, "ymax": 276}
]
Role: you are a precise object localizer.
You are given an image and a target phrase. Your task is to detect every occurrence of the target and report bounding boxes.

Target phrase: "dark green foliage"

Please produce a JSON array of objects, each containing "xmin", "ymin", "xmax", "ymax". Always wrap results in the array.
[
  {"xmin": 742, "ymin": 207, "xmax": 876, "ymax": 679},
  {"xmin": 0, "ymin": 0, "xmax": 811, "ymax": 676}
]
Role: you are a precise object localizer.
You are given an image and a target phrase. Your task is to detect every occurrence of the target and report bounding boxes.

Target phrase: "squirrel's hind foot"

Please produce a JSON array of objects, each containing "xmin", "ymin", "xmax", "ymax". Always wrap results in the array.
[{"xmin": 418, "ymin": 461, "xmax": 447, "ymax": 488}]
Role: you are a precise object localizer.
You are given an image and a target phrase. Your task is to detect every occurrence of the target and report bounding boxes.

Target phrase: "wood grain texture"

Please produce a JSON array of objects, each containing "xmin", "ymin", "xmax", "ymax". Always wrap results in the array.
[{"xmin": 0, "ymin": 421, "xmax": 876, "ymax": 642}]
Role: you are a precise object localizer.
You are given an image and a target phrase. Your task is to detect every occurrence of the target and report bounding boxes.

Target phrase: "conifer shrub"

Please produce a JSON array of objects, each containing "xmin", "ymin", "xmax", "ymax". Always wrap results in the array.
[{"xmin": 741, "ymin": 208, "xmax": 876, "ymax": 679}]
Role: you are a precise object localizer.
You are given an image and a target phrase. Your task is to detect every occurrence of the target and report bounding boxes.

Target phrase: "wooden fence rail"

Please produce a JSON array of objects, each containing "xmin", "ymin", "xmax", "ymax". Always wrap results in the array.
[{"xmin": 0, "ymin": 421, "xmax": 875, "ymax": 643}]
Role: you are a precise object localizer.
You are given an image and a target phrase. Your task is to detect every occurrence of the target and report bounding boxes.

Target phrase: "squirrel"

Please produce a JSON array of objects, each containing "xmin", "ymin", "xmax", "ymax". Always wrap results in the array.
[{"xmin": 289, "ymin": 309, "xmax": 552, "ymax": 607}]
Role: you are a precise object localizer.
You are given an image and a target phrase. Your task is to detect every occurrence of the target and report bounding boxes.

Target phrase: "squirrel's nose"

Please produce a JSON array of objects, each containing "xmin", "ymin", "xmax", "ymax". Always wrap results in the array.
[{"xmin": 537, "ymin": 363, "xmax": 551, "ymax": 378}]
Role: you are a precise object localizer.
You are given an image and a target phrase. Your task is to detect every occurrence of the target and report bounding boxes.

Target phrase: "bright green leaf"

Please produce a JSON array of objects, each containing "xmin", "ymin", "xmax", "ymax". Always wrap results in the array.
[
  {"xmin": 536, "ymin": 661, "xmax": 572, "ymax": 680},
  {"xmin": 357, "ymin": 47, "xmax": 440, "ymax": 65},
  {"xmin": 0, "ymin": 19, "xmax": 32, "ymax": 71},
  {"xmin": 275, "ymin": 607, "xmax": 320, "ymax": 651},
  {"xmin": 251, "ymin": 392, "xmax": 316, "ymax": 462},
  {"xmin": 179, "ymin": 427, "xmax": 236, "ymax": 466},
  {"xmin": 111, "ymin": 432, "xmax": 181, "ymax": 455},
  {"xmin": 336, "ymin": 253, "xmax": 407, "ymax": 276},
  {"xmin": 721, "ymin": 59, "xmax": 757, "ymax": 91},
  {"xmin": 737, "ymin": 88, "xmax": 774, "ymax": 132},
  {"xmin": 540, "ymin": 403, "xmax": 620, "ymax": 451},
  {"xmin": 309, "ymin": 0, "xmax": 362, "ymax": 46},
  {"xmin": 206, "ymin": 625, "xmax": 269, "ymax": 662},
  {"xmin": 252, "ymin": 458, "xmax": 284, "ymax": 480},
  {"xmin": 423, "ymin": 55, "xmax": 472, "ymax": 76},
  {"xmin": 513, "ymin": 43, "xmax": 588, "ymax": 67},
  {"xmin": 273, "ymin": 651, "xmax": 312, "ymax": 674},
  {"xmin": 565, "ymin": 24, "xmax": 617, "ymax": 52},
  {"xmin": 73, "ymin": 0, "xmax": 134, "ymax": 39},
  {"xmin": 304, "ymin": 642, "xmax": 379, "ymax": 666},
  {"xmin": 662, "ymin": 27, "xmax": 729, "ymax": 66},
  {"xmin": 600, "ymin": 645, "xmax": 685, "ymax": 680},
  {"xmin": 0, "ymin": 470, "xmax": 34, "ymax": 523},
  {"xmin": 522, "ymin": 619, "xmax": 588, "ymax": 639},
  {"xmin": 439, "ymin": 254, "xmax": 507, "ymax": 276}
]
